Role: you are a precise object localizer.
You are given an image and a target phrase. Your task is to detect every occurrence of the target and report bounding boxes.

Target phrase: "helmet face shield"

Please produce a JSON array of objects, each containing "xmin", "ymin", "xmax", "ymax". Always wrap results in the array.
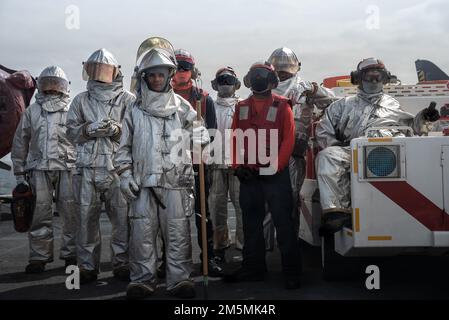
[
  {"xmin": 82, "ymin": 62, "xmax": 119, "ymax": 83},
  {"xmin": 38, "ymin": 76, "xmax": 69, "ymax": 95},
  {"xmin": 268, "ymin": 47, "xmax": 300, "ymax": 74},
  {"xmin": 137, "ymin": 48, "xmax": 177, "ymax": 75}
]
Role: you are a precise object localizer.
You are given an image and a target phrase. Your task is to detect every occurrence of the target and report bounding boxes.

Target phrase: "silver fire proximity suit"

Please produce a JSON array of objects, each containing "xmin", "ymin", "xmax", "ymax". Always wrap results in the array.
[
  {"xmin": 115, "ymin": 81, "xmax": 198, "ymax": 291},
  {"xmin": 273, "ymin": 72, "xmax": 337, "ymax": 216},
  {"xmin": 115, "ymin": 40, "xmax": 207, "ymax": 296},
  {"xmin": 11, "ymin": 66, "xmax": 77, "ymax": 264},
  {"xmin": 315, "ymin": 90, "xmax": 427, "ymax": 213},
  {"xmin": 66, "ymin": 49, "xmax": 135, "ymax": 274}
]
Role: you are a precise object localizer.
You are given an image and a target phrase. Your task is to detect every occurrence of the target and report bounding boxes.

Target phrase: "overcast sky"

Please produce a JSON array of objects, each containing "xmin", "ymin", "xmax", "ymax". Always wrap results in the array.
[{"xmin": 1, "ymin": 0, "xmax": 448, "ymax": 99}]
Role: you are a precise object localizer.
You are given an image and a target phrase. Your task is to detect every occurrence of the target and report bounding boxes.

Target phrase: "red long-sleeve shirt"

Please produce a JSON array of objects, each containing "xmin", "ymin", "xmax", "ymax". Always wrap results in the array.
[{"xmin": 231, "ymin": 94, "xmax": 295, "ymax": 172}]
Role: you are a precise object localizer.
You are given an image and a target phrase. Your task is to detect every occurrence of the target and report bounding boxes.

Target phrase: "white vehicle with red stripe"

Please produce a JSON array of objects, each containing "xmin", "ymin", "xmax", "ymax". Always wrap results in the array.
[
  {"xmin": 300, "ymin": 62, "xmax": 449, "ymax": 278},
  {"xmin": 300, "ymin": 130, "xmax": 449, "ymax": 279}
]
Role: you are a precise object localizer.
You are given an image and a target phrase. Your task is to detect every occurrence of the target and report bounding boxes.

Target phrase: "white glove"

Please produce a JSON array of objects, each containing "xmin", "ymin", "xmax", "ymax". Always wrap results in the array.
[
  {"xmin": 120, "ymin": 170, "xmax": 139, "ymax": 201},
  {"xmin": 192, "ymin": 124, "xmax": 210, "ymax": 145},
  {"xmin": 87, "ymin": 119, "xmax": 112, "ymax": 138}
]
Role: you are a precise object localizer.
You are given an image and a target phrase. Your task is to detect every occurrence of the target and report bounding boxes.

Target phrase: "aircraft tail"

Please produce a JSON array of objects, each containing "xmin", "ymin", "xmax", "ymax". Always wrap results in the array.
[{"xmin": 415, "ymin": 59, "xmax": 449, "ymax": 82}]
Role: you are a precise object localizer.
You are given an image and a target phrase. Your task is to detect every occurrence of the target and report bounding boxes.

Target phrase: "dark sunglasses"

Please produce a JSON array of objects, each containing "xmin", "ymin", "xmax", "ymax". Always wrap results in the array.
[
  {"xmin": 217, "ymin": 74, "xmax": 238, "ymax": 85},
  {"xmin": 177, "ymin": 60, "xmax": 194, "ymax": 71}
]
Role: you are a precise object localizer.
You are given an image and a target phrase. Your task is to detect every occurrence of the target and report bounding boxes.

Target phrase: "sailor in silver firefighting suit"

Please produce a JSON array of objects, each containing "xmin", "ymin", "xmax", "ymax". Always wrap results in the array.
[
  {"xmin": 11, "ymin": 66, "xmax": 77, "ymax": 273},
  {"xmin": 209, "ymin": 67, "xmax": 244, "ymax": 257},
  {"xmin": 114, "ymin": 37, "xmax": 208, "ymax": 299},
  {"xmin": 66, "ymin": 48, "xmax": 135, "ymax": 283},
  {"xmin": 268, "ymin": 47, "xmax": 337, "ymax": 237},
  {"xmin": 315, "ymin": 57, "xmax": 439, "ymax": 234}
]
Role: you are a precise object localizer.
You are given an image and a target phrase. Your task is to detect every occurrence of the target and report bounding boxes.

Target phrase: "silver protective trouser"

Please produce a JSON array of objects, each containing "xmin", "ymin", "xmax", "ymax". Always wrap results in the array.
[
  {"xmin": 289, "ymin": 156, "xmax": 306, "ymax": 236},
  {"xmin": 28, "ymin": 170, "xmax": 77, "ymax": 262},
  {"xmin": 316, "ymin": 146, "xmax": 352, "ymax": 214},
  {"xmin": 72, "ymin": 167, "xmax": 128, "ymax": 271},
  {"xmin": 129, "ymin": 187, "xmax": 192, "ymax": 291},
  {"xmin": 209, "ymin": 168, "xmax": 244, "ymax": 251}
]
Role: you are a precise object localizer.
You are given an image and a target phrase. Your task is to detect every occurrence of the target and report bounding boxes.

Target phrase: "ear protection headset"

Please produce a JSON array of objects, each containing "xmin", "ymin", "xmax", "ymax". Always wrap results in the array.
[
  {"xmin": 243, "ymin": 61, "xmax": 279, "ymax": 90},
  {"xmin": 191, "ymin": 66, "xmax": 200, "ymax": 80},
  {"xmin": 350, "ymin": 58, "xmax": 392, "ymax": 85},
  {"xmin": 211, "ymin": 66, "xmax": 241, "ymax": 91}
]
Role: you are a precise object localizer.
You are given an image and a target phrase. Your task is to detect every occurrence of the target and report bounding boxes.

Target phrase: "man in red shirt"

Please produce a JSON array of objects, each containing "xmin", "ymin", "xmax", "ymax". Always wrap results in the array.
[{"xmin": 225, "ymin": 62, "xmax": 302, "ymax": 289}]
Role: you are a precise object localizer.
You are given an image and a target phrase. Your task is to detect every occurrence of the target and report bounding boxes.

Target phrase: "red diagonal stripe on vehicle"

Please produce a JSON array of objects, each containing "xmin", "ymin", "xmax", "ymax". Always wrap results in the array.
[{"xmin": 370, "ymin": 181, "xmax": 449, "ymax": 231}]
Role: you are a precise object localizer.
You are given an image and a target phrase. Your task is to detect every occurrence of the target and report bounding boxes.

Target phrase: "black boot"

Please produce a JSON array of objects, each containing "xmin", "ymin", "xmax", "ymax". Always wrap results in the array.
[
  {"xmin": 64, "ymin": 257, "xmax": 77, "ymax": 268},
  {"xmin": 284, "ymin": 275, "xmax": 301, "ymax": 290},
  {"xmin": 223, "ymin": 268, "xmax": 265, "ymax": 283},
  {"xmin": 205, "ymin": 258, "xmax": 224, "ymax": 277},
  {"xmin": 213, "ymin": 249, "xmax": 226, "ymax": 264},
  {"xmin": 113, "ymin": 265, "xmax": 130, "ymax": 281},
  {"xmin": 80, "ymin": 269, "xmax": 98, "ymax": 284},
  {"xmin": 168, "ymin": 280, "xmax": 195, "ymax": 299},
  {"xmin": 319, "ymin": 212, "xmax": 352, "ymax": 236},
  {"xmin": 25, "ymin": 261, "xmax": 46, "ymax": 274},
  {"xmin": 127, "ymin": 281, "xmax": 155, "ymax": 300}
]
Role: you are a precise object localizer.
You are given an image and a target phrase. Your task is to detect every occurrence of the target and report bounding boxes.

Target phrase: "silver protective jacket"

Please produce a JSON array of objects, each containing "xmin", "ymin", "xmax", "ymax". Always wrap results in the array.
[
  {"xmin": 12, "ymin": 102, "xmax": 75, "ymax": 174},
  {"xmin": 315, "ymin": 91, "xmax": 426, "ymax": 149},
  {"xmin": 273, "ymin": 73, "xmax": 337, "ymax": 156},
  {"xmin": 66, "ymin": 79, "xmax": 135, "ymax": 170},
  {"xmin": 115, "ymin": 85, "xmax": 197, "ymax": 189}
]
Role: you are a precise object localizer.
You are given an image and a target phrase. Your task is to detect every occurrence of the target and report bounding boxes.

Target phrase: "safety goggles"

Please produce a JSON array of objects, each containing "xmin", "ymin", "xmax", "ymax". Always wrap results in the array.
[
  {"xmin": 362, "ymin": 69, "xmax": 386, "ymax": 83},
  {"xmin": 177, "ymin": 60, "xmax": 194, "ymax": 72},
  {"xmin": 249, "ymin": 67, "xmax": 271, "ymax": 82},
  {"xmin": 217, "ymin": 74, "xmax": 238, "ymax": 86}
]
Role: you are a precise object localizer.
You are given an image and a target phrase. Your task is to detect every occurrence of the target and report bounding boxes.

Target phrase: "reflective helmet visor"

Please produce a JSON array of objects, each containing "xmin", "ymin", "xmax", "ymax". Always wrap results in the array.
[
  {"xmin": 83, "ymin": 62, "xmax": 118, "ymax": 83},
  {"xmin": 38, "ymin": 76, "xmax": 69, "ymax": 94}
]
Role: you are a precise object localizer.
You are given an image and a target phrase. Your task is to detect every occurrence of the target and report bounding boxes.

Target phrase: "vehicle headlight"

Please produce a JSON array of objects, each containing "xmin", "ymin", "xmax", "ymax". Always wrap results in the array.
[{"xmin": 364, "ymin": 145, "xmax": 400, "ymax": 178}]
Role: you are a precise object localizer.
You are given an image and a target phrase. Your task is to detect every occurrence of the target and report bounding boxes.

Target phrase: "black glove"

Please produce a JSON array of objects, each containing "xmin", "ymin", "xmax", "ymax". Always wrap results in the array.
[
  {"xmin": 234, "ymin": 166, "xmax": 258, "ymax": 183},
  {"xmin": 423, "ymin": 102, "xmax": 440, "ymax": 122},
  {"xmin": 292, "ymin": 139, "xmax": 308, "ymax": 158}
]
